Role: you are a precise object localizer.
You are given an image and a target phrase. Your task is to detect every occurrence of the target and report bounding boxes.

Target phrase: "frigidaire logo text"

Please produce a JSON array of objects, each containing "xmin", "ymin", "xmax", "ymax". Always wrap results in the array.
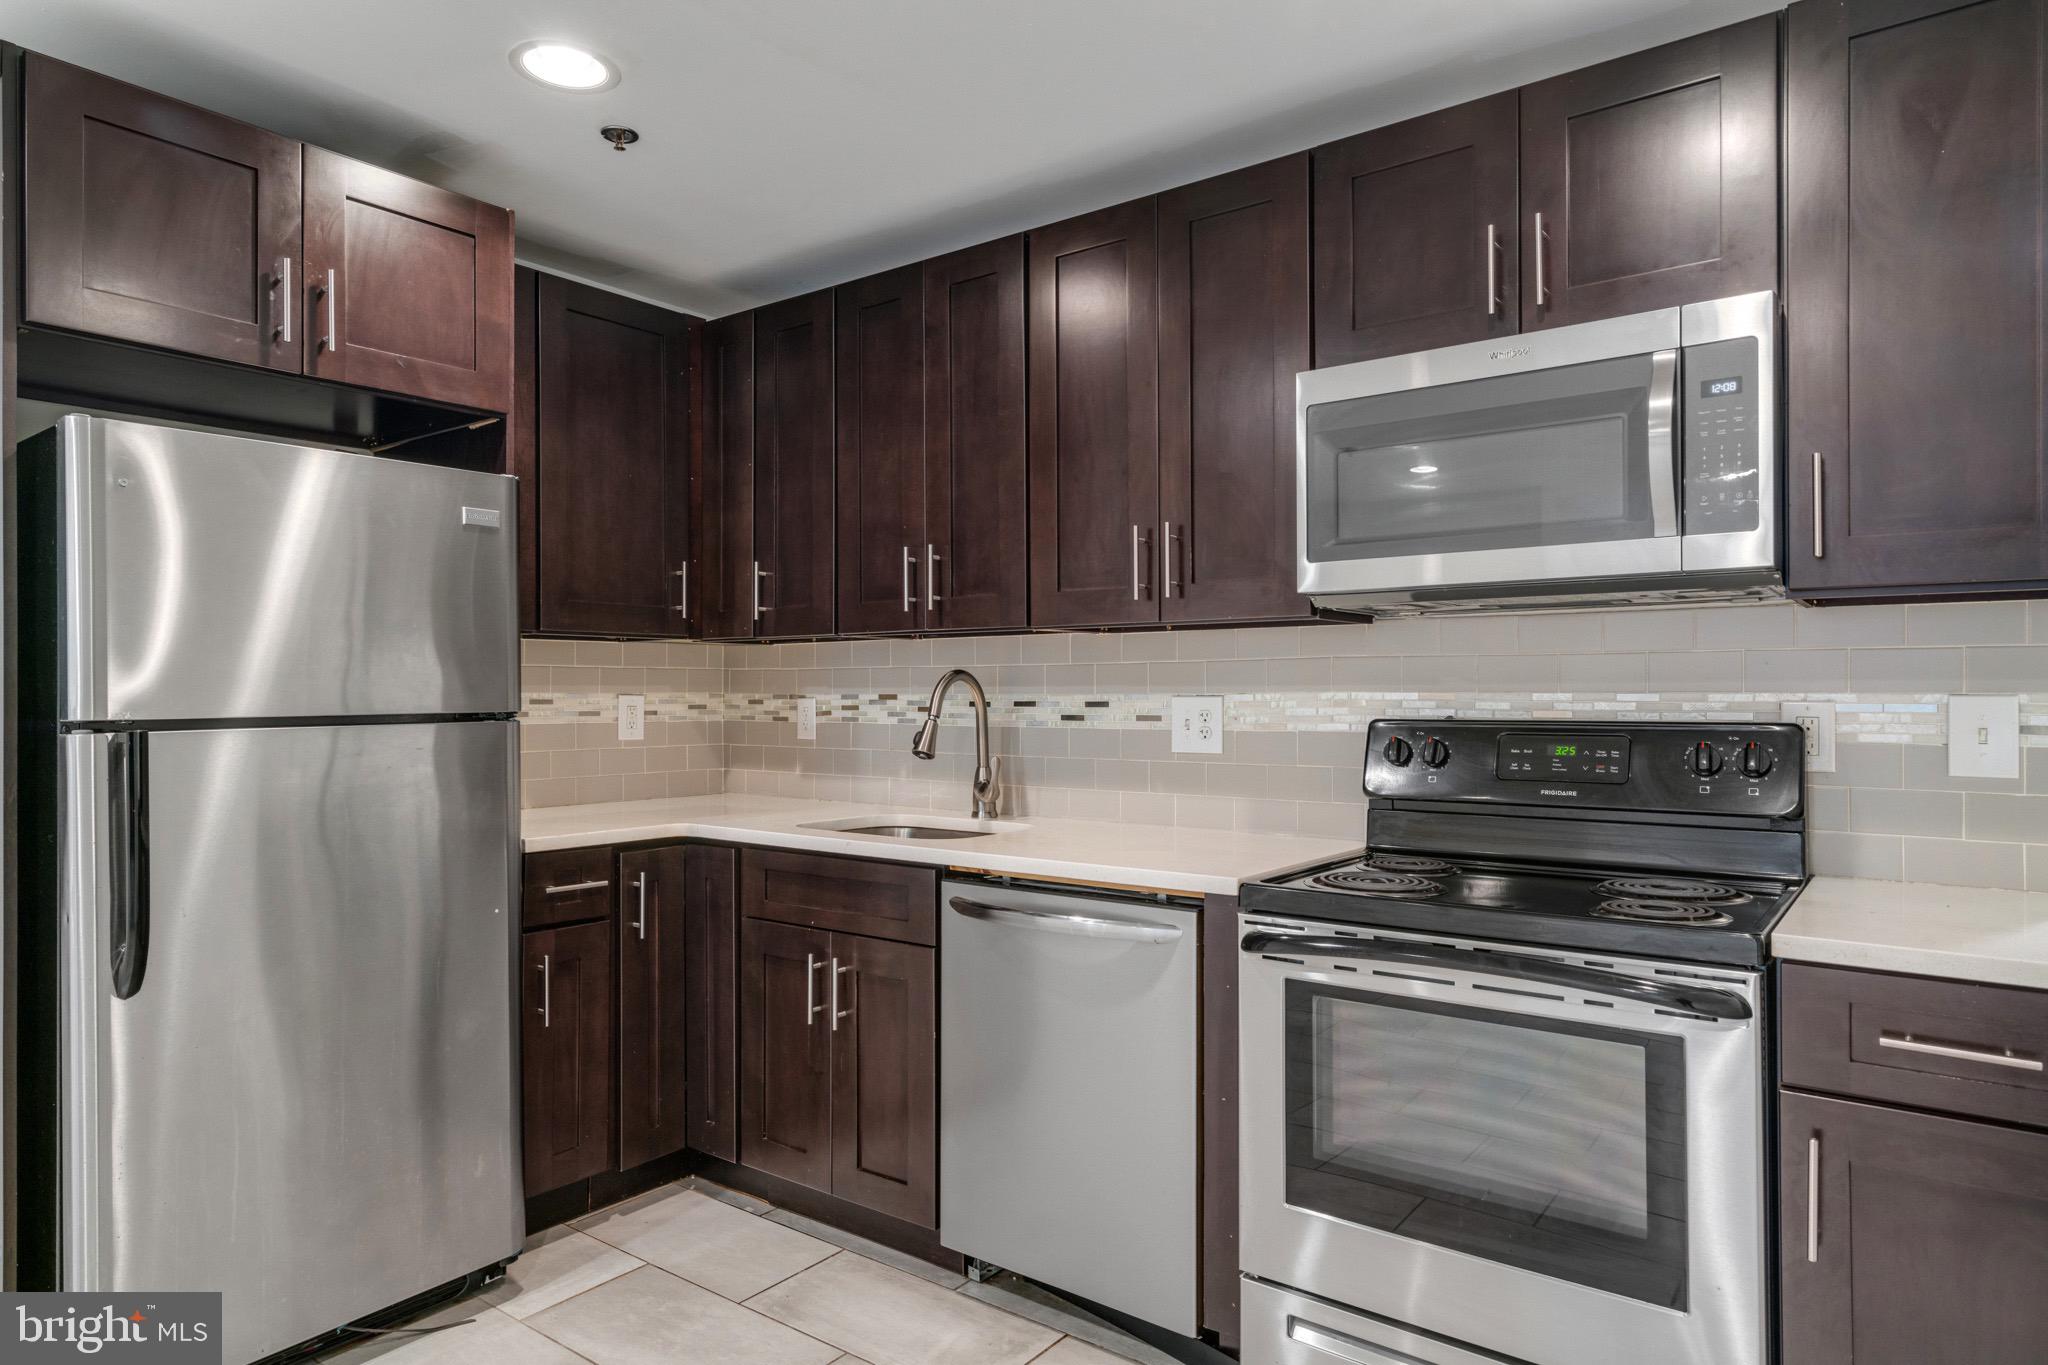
[
  {"xmin": 15, "ymin": 1304, "xmax": 208, "ymax": 1354},
  {"xmin": 1539, "ymin": 788, "xmax": 1580, "ymax": 797}
]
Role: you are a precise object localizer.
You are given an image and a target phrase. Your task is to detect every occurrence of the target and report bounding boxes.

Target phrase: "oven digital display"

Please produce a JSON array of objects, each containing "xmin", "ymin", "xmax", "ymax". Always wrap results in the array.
[{"xmin": 1498, "ymin": 733, "xmax": 1630, "ymax": 782}]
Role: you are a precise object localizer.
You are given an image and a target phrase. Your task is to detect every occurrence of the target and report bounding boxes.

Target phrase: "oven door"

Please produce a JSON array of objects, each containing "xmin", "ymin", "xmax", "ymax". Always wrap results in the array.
[
  {"xmin": 1296, "ymin": 307, "xmax": 1680, "ymax": 599},
  {"xmin": 1238, "ymin": 920, "xmax": 1765, "ymax": 1365}
]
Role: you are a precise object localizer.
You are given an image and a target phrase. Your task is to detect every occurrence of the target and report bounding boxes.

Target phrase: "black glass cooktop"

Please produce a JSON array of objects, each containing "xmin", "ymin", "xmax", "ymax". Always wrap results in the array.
[{"xmin": 1242, "ymin": 850, "xmax": 1802, "ymax": 966}]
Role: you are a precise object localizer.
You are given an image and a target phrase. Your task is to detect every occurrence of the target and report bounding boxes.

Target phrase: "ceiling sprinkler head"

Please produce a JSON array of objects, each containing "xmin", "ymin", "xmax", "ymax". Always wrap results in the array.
[{"xmin": 600, "ymin": 125, "xmax": 640, "ymax": 152}]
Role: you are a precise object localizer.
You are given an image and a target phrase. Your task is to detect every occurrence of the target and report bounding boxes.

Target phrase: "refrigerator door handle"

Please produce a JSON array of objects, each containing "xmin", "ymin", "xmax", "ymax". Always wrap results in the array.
[{"xmin": 107, "ymin": 732, "xmax": 151, "ymax": 999}]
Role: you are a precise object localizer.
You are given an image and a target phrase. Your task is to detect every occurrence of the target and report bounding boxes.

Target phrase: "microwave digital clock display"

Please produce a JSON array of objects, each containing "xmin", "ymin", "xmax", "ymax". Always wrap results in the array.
[{"xmin": 1701, "ymin": 376, "xmax": 1743, "ymax": 397}]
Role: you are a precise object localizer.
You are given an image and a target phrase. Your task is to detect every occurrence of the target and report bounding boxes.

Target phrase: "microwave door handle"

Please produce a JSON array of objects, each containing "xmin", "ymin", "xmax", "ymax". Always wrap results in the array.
[
  {"xmin": 1239, "ymin": 932, "xmax": 1751, "ymax": 1020},
  {"xmin": 1646, "ymin": 347, "xmax": 1680, "ymax": 539}
]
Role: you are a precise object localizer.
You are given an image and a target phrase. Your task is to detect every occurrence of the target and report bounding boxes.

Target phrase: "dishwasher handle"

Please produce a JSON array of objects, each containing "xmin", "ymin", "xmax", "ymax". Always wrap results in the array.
[
  {"xmin": 1240, "ymin": 931, "xmax": 1751, "ymax": 1020},
  {"xmin": 949, "ymin": 895, "xmax": 1183, "ymax": 944}
]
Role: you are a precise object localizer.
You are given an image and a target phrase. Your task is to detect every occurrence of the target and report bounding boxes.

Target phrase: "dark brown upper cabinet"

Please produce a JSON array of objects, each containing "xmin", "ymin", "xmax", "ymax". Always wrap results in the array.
[
  {"xmin": 524, "ymin": 271, "xmax": 694, "ymax": 637},
  {"xmin": 521, "ymin": 919, "xmax": 613, "ymax": 1195},
  {"xmin": 1787, "ymin": 0, "xmax": 2048, "ymax": 598},
  {"xmin": 1780, "ymin": 1090, "xmax": 2048, "ymax": 1365},
  {"xmin": 616, "ymin": 845, "xmax": 689, "ymax": 1172},
  {"xmin": 923, "ymin": 237, "xmax": 1030, "ymax": 634},
  {"xmin": 24, "ymin": 55, "xmax": 303, "ymax": 373},
  {"xmin": 303, "ymin": 148, "xmax": 515, "ymax": 412},
  {"xmin": 1028, "ymin": 198, "xmax": 1163, "ymax": 628},
  {"xmin": 1159, "ymin": 155, "xmax": 1313, "ymax": 624},
  {"xmin": 1519, "ymin": 16, "xmax": 1778, "ymax": 329},
  {"xmin": 698, "ymin": 313, "xmax": 758, "ymax": 640},
  {"xmin": 1312, "ymin": 93, "xmax": 1519, "ymax": 367},
  {"xmin": 836, "ymin": 266, "xmax": 928, "ymax": 635},
  {"xmin": 754, "ymin": 291, "xmax": 837, "ymax": 639}
]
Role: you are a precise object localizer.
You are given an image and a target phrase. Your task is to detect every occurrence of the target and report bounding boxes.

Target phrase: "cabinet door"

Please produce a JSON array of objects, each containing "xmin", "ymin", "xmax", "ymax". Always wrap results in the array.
[
  {"xmin": 1519, "ymin": 16, "xmax": 1778, "ymax": 329},
  {"xmin": 512, "ymin": 268, "xmax": 541, "ymax": 631},
  {"xmin": 1780, "ymin": 1091, "xmax": 2048, "ymax": 1365},
  {"xmin": 521, "ymin": 921, "xmax": 613, "ymax": 1194},
  {"xmin": 827, "ymin": 935, "xmax": 937, "ymax": 1227},
  {"xmin": 533, "ymin": 274, "xmax": 694, "ymax": 637},
  {"xmin": 1028, "ymin": 198, "xmax": 1162, "ymax": 628},
  {"xmin": 302, "ymin": 147, "xmax": 514, "ymax": 411},
  {"xmin": 23, "ymin": 55, "xmax": 302, "ymax": 372},
  {"xmin": 739, "ymin": 918, "xmax": 833, "ymax": 1192},
  {"xmin": 684, "ymin": 845, "xmax": 740, "ymax": 1163},
  {"xmin": 923, "ymin": 237, "xmax": 1029, "ymax": 633},
  {"xmin": 835, "ymin": 266, "xmax": 928, "ymax": 635},
  {"xmin": 754, "ymin": 291, "xmax": 837, "ymax": 638},
  {"xmin": 616, "ymin": 846, "xmax": 688, "ymax": 1171},
  {"xmin": 698, "ymin": 313, "xmax": 758, "ymax": 640},
  {"xmin": 1311, "ymin": 93, "xmax": 1519, "ymax": 366},
  {"xmin": 1787, "ymin": 0, "xmax": 2048, "ymax": 595},
  {"xmin": 1159, "ymin": 156, "xmax": 1312, "ymax": 624}
]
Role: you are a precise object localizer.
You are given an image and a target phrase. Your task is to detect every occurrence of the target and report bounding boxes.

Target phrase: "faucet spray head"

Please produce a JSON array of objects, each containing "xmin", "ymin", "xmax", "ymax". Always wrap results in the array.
[{"xmin": 911, "ymin": 715, "xmax": 939, "ymax": 759}]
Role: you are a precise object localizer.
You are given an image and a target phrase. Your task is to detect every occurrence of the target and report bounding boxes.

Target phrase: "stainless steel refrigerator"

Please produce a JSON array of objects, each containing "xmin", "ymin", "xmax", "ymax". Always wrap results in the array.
[{"xmin": 18, "ymin": 415, "xmax": 523, "ymax": 1363}]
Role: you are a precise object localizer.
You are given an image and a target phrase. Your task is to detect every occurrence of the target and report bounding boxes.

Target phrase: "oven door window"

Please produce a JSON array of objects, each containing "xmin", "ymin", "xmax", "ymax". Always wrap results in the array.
[
  {"xmin": 1303, "ymin": 354, "xmax": 1663, "ymax": 563},
  {"xmin": 1284, "ymin": 980, "xmax": 1687, "ymax": 1308}
]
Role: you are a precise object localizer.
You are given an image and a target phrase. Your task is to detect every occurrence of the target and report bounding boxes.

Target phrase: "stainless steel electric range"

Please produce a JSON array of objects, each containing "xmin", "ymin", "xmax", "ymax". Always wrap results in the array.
[{"xmin": 1236, "ymin": 718, "xmax": 1806, "ymax": 1365}]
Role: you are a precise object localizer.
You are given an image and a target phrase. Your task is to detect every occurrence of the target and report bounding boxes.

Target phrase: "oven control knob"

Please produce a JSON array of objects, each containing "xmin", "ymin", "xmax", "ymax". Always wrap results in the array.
[
  {"xmin": 1382, "ymin": 736, "xmax": 1414, "ymax": 767},
  {"xmin": 1689, "ymin": 740, "xmax": 1724, "ymax": 777},
  {"xmin": 1419, "ymin": 737, "xmax": 1452, "ymax": 769},
  {"xmin": 1740, "ymin": 741, "xmax": 1774, "ymax": 779}
]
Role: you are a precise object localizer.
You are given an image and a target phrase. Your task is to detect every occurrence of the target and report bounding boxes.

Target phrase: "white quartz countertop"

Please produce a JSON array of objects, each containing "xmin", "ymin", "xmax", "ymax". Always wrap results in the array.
[
  {"xmin": 521, "ymin": 793, "xmax": 1358, "ymax": 898},
  {"xmin": 1773, "ymin": 877, "xmax": 2048, "ymax": 990}
]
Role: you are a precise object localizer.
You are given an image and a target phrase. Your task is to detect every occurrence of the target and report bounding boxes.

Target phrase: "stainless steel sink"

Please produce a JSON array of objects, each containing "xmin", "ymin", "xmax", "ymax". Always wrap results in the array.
[{"xmin": 837, "ymin": 823, "xmax": 991, "ymax": 840}]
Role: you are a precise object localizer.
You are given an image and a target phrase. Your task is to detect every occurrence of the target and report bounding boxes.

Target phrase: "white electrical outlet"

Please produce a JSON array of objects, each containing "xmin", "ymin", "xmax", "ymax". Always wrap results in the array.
[
  {"xmin": 617, "ymin": 694, "xmax": 645, "ymax": 742},
  {"xmin": 1172, "ymin": 695, "xmax": 1224, "ymax": 754},
  {"xmin": 1948, "ymin": 695, "xmax": 2020, "ymax": 779},
  {"xmin": 1780, "ymin": 701, "xmax": 1835, "ymax": 773},
  {"xmin": 796, "ymin": 697, "xmax": 818, "ymax": 741}
]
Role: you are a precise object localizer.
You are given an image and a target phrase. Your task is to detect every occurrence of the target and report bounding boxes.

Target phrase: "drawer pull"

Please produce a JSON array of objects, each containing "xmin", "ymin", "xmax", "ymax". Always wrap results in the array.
[
  {"xmin": 1806, "ymin": 1135, "xmax": 1820, "ymax": 1263},
  {"xmin": 1878, "ymin": 1031, "xmax": 2042, "ymax": 1072},
  {"xmin": 544, "ymin": 879, "xmax": 609, "ymax": 897}
]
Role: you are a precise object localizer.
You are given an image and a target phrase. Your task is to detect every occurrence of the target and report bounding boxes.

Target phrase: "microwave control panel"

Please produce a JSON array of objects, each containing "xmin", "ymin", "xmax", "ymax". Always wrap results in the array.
[{"xmin": 1682, "ymin": 336, "xmax": 1761, "ymax": 535}]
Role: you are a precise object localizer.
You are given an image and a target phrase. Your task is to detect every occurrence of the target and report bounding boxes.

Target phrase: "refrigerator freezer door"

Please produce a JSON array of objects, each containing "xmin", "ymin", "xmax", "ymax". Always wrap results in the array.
[
  {"xmin": 54, "ymin": 415, "xmax": 517, "ymax": 723},
  {"xmin": 61, "ymin": 723, "xmax": 522, "ymax": 1364}
]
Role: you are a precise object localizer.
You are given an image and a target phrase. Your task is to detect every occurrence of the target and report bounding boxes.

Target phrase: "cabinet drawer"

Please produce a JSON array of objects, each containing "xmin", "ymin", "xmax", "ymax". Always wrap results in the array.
[
  {"xmin": 741, "ymin": 849, "xmax": 936, "ymax": 946},
  {"xmin": 523, "ymin": 847, "xmax": 615, "ymax": 929},
  {"xmin": 1781, "ymin": 963, "xmax": 2048, "ymax": 1129}
]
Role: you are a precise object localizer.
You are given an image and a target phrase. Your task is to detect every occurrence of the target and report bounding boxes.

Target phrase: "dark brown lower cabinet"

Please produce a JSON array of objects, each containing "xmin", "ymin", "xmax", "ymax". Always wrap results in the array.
[
  {"xmin": 1780, "ymin": 1090, "xmax": 2048, "ymax": 1364},
  {"xmin": 739, "ymin": 917, "xmax": 937, "ymax": 1226},
  {"xmin": 684, "ymin": 845, "xmax": 740, "ymax": 1162},
  {"xmin": 616, "ymin": 846, "xmax": 688, "ymax": 1171},
  {"xmin": 521, "ymin": 919, "xmax": 614, "ymax": 1195}
]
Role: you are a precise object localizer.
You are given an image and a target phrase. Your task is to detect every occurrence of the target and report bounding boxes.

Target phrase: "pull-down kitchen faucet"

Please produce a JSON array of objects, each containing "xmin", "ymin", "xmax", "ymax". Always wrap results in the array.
[{"xmin": 911, "ymin": 669, "xmax": 1000, "ymax": 818}]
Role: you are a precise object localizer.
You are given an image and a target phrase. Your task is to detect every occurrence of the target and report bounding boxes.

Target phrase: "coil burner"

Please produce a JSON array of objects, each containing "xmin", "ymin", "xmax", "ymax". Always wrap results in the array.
[
  {"xmin": 1592, "ymin": 898, "xmax": 1735, "ymax": 926},
  {"xmin": 1310, "ymin": 867, "xmax": 1445, "ymax": 899},
  {"xmin": 1594, "ymin": 877, "xmax": 1751, "ymax": 905},
  {"xmin": 1363, "ymin": 854, "xmax": 1460, "ymax": 876}
]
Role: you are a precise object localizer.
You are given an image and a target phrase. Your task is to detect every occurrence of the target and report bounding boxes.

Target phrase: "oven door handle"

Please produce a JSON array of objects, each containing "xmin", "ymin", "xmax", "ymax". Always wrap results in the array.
[{"xmin": 1239, "ymin": 932, "xmax": 1751, "ymax": 1020}]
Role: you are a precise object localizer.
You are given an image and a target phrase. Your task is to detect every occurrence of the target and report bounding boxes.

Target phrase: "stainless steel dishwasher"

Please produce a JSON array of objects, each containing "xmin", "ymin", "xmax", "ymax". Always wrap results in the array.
[{"xmin": 939, "ymin": 876, "xmax": 1199, "ymax": 1334}]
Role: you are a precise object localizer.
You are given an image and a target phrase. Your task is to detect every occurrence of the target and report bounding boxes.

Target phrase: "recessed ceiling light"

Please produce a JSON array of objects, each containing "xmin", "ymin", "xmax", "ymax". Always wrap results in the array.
[
  {"xmin": 1410, "ymin": 464, "xmax": 1439, "ymax": 474},
  {"xmin": 510, "ymin": 41, "xmax": 619, "ymax": 92}
]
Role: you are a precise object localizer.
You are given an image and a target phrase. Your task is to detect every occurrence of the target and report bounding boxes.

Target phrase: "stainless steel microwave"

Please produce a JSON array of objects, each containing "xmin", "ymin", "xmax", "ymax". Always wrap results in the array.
[{"xmin": 1296, "ymin": 291, "xmax": 1778, "ymax": 614}]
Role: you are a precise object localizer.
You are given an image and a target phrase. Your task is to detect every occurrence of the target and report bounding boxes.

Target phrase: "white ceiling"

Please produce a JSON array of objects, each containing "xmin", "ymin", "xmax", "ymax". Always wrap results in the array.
[{"xmin": 0, "ymin": 0, "xmax": 1779, "ymax": 318}]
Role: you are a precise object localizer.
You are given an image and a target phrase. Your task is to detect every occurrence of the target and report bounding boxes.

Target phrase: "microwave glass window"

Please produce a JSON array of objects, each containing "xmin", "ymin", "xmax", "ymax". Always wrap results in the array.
[
  {"xmin": 1303, "ymin": 354, "xmax": 1664, "ymax": 562},
  {"xmin": 1682, "ymin": 336, "xmax": 1760, "ymax": 535},
  {"xmin": 1283, "ymin": 980, "xmax": 1689, "ymax": 1308}
]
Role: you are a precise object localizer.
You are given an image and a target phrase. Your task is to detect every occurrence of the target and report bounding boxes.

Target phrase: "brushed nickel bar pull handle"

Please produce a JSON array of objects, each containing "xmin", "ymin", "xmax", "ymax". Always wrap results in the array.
[
  {"xmin": 753, "ymin": 563, "xmax": 769, "ymax": 621},
  {"xmin": 1806, "ymin": 1135, "xmax": 1820, "ymax": 1263},
  {"xmin": 1879, "ymin": 1031, "xmax": 2042, "ymax": 1071},
  {"xmin": 633, "ymin": 873, "xmax": 648, "ymax": 940},
  {"xmin": 903, "ymin": 546, "xmax": 915, "ymax": 613},
  {"xmin": 1812, "ymin": 452, "xmax": 1825, "ymax": 559},
  {"xmin": 1163, "ymin": 522, "xmax": 1182, "ymax": 598},
  {"xmin": 544, "ymin": 879, "xmax": 609, "ymax": 896},
  {"xmin": 539, "ymin": 954, "xmax": 551, "ymax": 1029},
  {"xmin": 1533, "ymin": 212, "xmax": 1548, "ymax": 308},
  {"xmin": 672, "ymin": 565, "xmax": 688, "ymax": 615},
  {"xmin": 272, "ymin": 257, "xmax": 293, "ymax": 344},
  {"xmin": 805, "ymin": 952, "xmax": 823, "ymax": 1022},
  {"xmin": 926, "ymin": 544, "xmax": 940, "ymax": 612},
  {"xmin": 1132, "ymin": 525, "xmax": 1143, "ymax": 601},
  {"xmin": 832, "ymin": 958, "xmax": 851, "ymax": 1030},
  {"xmin": 1490, "ymin": 223, "xmax": 1504, "ymax": 314},
  {"xmin": 316, "ymin": 267, "xmax": 337, "ymax": 352}
]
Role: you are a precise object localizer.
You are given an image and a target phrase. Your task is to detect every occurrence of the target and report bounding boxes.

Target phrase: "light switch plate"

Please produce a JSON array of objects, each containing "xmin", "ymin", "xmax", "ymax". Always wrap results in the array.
[
  {"xmin": 617, "ymin": 694, "xmax": 645, "ymax": 742},
  {"xmin": 796, "ymin": 697, "xmax": 818, "ymax": 741},
  {"xmin": 1780, "ymin": 701, "xmax": 1835, "ymax": 773},
  {"xmin": 1172, "ymin": 695, "xmax": 1224, "ymax": 754},
  {"xmin": 1948, "ymin": 695, "xmax": 2020, "ymax": 779}
]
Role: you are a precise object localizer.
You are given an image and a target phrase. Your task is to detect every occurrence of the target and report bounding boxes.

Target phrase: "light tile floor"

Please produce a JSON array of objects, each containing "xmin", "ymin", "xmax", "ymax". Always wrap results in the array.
[{"xmin": 322, "ymin": 1178, "xmax": 1180, "ymax": 1365}]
